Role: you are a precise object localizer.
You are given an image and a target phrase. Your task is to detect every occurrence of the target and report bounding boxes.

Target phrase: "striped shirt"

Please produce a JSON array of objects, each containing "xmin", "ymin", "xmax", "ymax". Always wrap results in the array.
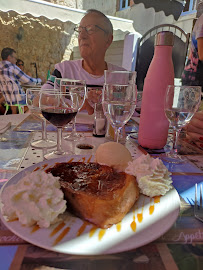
[{"xmin": 0, "ymin": 60, "xmax": 41, "ymax": 104}]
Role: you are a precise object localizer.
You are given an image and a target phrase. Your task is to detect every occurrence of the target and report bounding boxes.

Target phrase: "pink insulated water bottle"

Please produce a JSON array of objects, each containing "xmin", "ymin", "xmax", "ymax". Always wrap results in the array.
[{"xmin": 138, "ymin": 31, "xmax": 174, "ymax": 149}]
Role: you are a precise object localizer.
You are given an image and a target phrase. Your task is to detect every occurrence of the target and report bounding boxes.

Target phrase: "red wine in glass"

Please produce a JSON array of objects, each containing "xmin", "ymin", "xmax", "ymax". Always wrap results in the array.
[
  {"xmin": 42, "ymin": 109, "xmax": 77, "ymax": 127},
  {"xmin": 39, "ymin": 90, "xmax": 79, "ymax": 159}
]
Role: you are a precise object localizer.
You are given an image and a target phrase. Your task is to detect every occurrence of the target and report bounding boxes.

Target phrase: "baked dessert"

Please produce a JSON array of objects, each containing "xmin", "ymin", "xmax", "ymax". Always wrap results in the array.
[{"xmin": 46, "ymin": 162, "xmax": 139, "ymax": 229}]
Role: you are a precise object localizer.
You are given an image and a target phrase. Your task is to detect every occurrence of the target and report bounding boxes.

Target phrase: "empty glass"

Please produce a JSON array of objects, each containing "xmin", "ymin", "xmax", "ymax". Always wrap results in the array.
[
  {"xmin": 26, "ymin": 88, "xmax": 56, "ymax": 149},
  {"xmin": 102, "ymin": 70, "xmax": 137, "ymax": 143},
  {"xmin": 161, "ymin": 85, "xmax": 201, "ymax": 163}
]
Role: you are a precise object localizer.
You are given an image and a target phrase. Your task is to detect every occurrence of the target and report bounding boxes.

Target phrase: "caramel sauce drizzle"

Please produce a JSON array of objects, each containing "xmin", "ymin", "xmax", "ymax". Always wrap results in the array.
[
  {"xmin": 77, "ymin": 221, "xmax": 88, "ymax": 236},
  {"xmin": 98, "ymin": 229, "xmax": 106, "ymax": 240},
  {"xmin": 130, "ymin": 205, "xmax": 137, "ymax": 232},
  {"xmin": 137, "ymin": 199, "xmax": 145, "ymax": 223},
  {"xmin": 87, "ymin": 155, "xmax": 92, "ymax": 163},
  {"xmin": 130, "ymin": 214, "xmax": 137, "ymax": 232},
  {"xmin": 33, "ymin": 167, "xmax": 40, "ymax": 171},
  {"xmin": 81, "ymin": 157, "xmax": 86, "ymax": 163},
  {"xmin": 149, "ymin": 205, "xmax": 154, "ymax": 215},
  {"xmin": 154, "ymin": 196, "xmax": 161, "ymax": 203},
  {"xmin": 8, "ymin": 218, "xmax": 18, "ymax": 222},
  {"xmin": 53, "ymin": 226, "xmax": 70, "ymax": 246},
  {"xmin": 68, "ymin": 158, "xmax": 74, "ymax": 163},
  {"xmin": 116, "ymin": 222, "xmax": 122, "ymax": 232},
  {"xmin": 50, "ymin": 222, "xmax": 66, "ymax": 237},
  {"xmin": 149, "ymin": 196, "xmax": 161, "ymax": 215},
  {"xmin": 89, "ymin": 225, "xmax": 97, "ymax": 237},
  {"xmin": 137, "ymin": 213, "xmax": 143, "ymax": 223},
  {"xmin": 149, "ymin": 198, "xmax": 155, "ymax": 215},
  {"xmin": 31, "ymin": 225, "xmax": 40, "ymax": 233},
  {"xmin": 42, "ymin": 164, "xmax": 48, "ymax": 169}
]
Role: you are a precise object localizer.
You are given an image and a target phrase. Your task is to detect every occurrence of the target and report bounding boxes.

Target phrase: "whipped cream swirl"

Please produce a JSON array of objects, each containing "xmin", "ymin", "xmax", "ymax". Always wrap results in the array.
[
  {"xmin": 125, "ymin": 154, "xmax": 173, "ymax": 197},
  {"xmin": 2, "ymin": 171, "xmax": 67, "ymax": 228}
]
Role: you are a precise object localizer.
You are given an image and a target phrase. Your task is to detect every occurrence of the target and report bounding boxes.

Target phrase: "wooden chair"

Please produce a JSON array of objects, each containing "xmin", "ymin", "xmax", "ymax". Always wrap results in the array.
[
  {"xmin": 0, "ymin": 78, "xmax": 26, "ymax": 114},
  {"xmin": 135, "ymin": 24, "xmax": 190, "ymax": 91}
]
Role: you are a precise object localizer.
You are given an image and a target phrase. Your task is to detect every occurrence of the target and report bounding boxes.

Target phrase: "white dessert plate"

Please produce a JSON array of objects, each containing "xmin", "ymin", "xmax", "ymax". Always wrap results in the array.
[{"xmin": 0, "ymin": 155, "xmax": 180, "ymax": 255}]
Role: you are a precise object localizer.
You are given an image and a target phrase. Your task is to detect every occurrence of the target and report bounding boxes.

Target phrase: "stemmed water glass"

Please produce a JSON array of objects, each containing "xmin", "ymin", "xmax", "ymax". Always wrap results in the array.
[
  {"xmin": 26, "ymin": 88, "xmax": 56, "ymax": 149},
  {"xmin": 161, "ymin": 85, "xmax": 201, "ymax": 163},
  {"xmin": 55, "ymin": 78, "xmax": 87, "ymax": 141},
  {"xmin": 39, "ymin": 90, "xmax": 79, "ymax": 159},
  {"xmin": 102, "ymin": 70, "xmax": 137, "ymax": 143}
]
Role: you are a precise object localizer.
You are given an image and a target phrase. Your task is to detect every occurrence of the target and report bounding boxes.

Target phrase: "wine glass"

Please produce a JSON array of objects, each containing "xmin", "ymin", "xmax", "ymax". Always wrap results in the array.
[
  {"xmin": 26, "ymin": 88, "xmax": 56, "ymax": 149},
  {"xmin": 102, "ymin": 70, "xmax": 137, "ymax": 143},
  {"xmin": 55, "ymin": 78, "xmax": 86, "ymax": 141},
  {"xmin": 39, "ymin": 90, "xmax": 79, "ymax": 159},
  {"xmin": 161, "ymin": 85, "xmax": 201, "ymax": 163}
]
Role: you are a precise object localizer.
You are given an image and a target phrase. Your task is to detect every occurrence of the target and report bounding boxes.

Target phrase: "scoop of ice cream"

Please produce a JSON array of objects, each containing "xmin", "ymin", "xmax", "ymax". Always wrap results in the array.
[
  {"xmin": 2, "ymin": 171, "xmax": 67, "ymax": 228},
  {"xmin": 95, "ymin": 142, "xmax": 132, "ymax": 172},
  {"xmin": 125, "ymin": 154, "xmax": 172, "ymax": 197}
]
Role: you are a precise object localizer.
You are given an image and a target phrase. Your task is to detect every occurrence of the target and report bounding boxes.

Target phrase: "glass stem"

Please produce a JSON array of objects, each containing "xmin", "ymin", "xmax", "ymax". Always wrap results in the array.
[
  {"xmin": 171, "ymin": 128, "xmax": 181, "ymax": 156},
  {"xmin": 71, "ymin": 118, "xmax": 76, "ymax": 136},
  {"xmin": 42, "ymin": 119, "xmax": 47, "ymax": 140},
  {"xmin": 115, "ymin": 127, "xmax": 121, "ymax": 143},
  {"xmin": 56, "ymin": 127, "xmax": 63, "ymax": 153}
]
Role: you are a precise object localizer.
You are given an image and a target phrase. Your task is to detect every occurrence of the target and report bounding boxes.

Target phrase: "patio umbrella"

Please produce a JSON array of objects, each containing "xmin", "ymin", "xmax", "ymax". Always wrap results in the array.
[{"xmin": 133, "ymin": 0, "xmax": 186, "ymax": 20}]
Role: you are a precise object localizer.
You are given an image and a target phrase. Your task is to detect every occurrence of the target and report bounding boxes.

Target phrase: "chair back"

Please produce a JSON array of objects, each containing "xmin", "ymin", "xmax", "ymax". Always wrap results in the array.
[
  {"xmin": 0, "ymin": 77, "xmax": 26, "ymax": 114},
  {"xmin": 135, "ymin": 24, "xmax": 190, "ymax": 91}
]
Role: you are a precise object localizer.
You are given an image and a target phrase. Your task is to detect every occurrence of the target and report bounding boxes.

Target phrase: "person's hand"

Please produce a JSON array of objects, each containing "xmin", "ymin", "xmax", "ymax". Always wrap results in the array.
[
  {"xmin": 81, "ymin": 99, "xmax": 94, "ymax": 115},
  {"xmin": 80, "ymin": 89, "xmax": 102, "ymax": 115},
  {"xmin": 39, "ymin": 76, "xmax": 46, "ymax": 84},
  {"xmin": 87, "ymin": 89, "xmax": 102, "ymax": 105},
  {"xmin": 185, "ymin": 111, "xmax": 203, "ymax": 149}
]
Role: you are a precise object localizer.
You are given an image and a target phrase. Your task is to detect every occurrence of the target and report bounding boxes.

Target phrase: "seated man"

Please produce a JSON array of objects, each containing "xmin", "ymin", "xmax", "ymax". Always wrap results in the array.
[
  {"xmin": 42, "ymin": 9, "xmax": 125, "ymax": 115},
  {"xmin": 0, "ymin": 47, "xmax": 42, "ymax": 113}
]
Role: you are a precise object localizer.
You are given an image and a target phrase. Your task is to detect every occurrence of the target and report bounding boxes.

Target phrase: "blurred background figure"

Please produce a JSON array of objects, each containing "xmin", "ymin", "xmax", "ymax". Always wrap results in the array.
[
  {"xmin": 16, "ymin": 59, "xmax": 32, "ymax": 77},
  {"xmin": 183, "ymin": 2, "xmax": 203, "ymax": 149},
  {"xmin": 181, "ymin": 13, "xmax": 203, "ymax": 88},
  {"xmin": 0, "ymin": 47, "xmax": 42, "ymax": 113}
]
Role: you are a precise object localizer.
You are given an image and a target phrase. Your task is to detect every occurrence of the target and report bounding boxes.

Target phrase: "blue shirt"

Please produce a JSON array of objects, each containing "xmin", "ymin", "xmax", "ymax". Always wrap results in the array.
[{"xmin": 0, "ymin": 60, "xmax": 41, "ymax": 104}]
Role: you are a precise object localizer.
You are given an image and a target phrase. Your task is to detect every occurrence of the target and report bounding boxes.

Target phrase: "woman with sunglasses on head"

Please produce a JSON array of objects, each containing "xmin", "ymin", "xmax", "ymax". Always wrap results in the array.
[{"xmin": 42, "ymin": 9, "xmax": 126, "ymax": 115}]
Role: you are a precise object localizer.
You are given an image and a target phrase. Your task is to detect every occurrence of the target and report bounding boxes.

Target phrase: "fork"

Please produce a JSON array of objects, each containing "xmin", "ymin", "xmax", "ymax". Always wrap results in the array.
[{"xmin": 194, "ymin": 183, "xmax": 203, "ymax": 223}]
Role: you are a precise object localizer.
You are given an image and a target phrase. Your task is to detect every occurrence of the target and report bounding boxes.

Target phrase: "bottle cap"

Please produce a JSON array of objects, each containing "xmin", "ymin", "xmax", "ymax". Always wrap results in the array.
[{"xmin": 155, "ymin": 31, "xmax": 174, "ymax": 46}]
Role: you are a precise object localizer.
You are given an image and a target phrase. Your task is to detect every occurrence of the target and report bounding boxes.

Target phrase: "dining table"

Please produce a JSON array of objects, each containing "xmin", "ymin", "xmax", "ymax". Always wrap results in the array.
[{"xmin": 0, "ymin": 111, "xmax": 202, "ymax": 270}]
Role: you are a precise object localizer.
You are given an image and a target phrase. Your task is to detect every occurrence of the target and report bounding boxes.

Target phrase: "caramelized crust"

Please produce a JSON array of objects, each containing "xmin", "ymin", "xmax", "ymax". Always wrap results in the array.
[{"xmin": 46, "ymin": 162, "xmax": 139, "ymax": 228}]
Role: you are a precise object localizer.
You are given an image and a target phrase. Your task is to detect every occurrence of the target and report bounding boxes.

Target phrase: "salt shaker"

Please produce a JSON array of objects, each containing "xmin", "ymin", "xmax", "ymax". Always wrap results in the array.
[{"xmin": 93, "ymin": 103, "xmax": 107, "ymax": 137}]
